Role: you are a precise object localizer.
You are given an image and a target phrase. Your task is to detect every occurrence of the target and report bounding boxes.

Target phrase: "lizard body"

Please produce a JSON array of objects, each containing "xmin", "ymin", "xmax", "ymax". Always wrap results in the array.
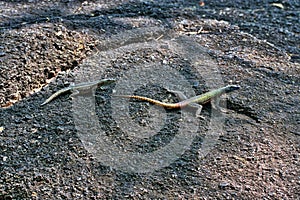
[
  {"xmin": 114, "ymin": 85, "xmax": 240, "ymax": 117},
  {"xmin": 41, "ymin": 78, "xmax": 115, "ymax": 106}
]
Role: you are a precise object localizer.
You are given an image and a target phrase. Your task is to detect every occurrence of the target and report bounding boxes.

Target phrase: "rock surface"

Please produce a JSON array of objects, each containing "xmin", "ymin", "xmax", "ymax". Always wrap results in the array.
[{"xmin": 0, "ymin": 0, "xmax": 299, "ymax": 199}]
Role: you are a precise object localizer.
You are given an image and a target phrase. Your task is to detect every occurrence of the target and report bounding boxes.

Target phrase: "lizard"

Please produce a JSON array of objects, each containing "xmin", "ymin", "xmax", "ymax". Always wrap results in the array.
[
  {"xmin": 41, "ymin": 78, "xmax": 115, "ymax": 106},
  {"xmin": 113, "ymin": 85, "xmax": 240, "ymax": 117}
]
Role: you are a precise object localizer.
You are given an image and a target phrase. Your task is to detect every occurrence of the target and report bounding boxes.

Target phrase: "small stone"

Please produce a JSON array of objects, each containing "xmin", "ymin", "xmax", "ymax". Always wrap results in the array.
[
  {"xmin": 57, "ymin": 126, "xmax": 65, "ymax": 131},
  {"xmin": 219, "ymin": 182, "xmax": 230, "ymax": 189},
  {"xmin": 25, "ymin": 114, "xmax": 33, "ymax": 119},
  {"xmin": 3, "ymin": 156, "xmax": 8, "ymax": 161}
]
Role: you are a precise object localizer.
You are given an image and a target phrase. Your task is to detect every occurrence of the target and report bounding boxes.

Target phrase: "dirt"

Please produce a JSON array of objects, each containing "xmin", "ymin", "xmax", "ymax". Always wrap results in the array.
[{"xmin": 0, "ymin": 0, "xmax": 299, "ymax": 199}]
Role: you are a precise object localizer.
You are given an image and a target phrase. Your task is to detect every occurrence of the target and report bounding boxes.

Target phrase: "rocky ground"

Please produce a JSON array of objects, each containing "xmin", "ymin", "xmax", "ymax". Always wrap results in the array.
[{"xmin": 0, "ymin": 0, "xmax": 299, "ymax": 199}]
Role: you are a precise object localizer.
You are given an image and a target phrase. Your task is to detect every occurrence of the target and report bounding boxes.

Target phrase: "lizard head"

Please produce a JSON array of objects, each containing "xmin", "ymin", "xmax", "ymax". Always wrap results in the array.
[{"xmin": 225, "ymin": 85, "xmax": 240, "ymax": 93}]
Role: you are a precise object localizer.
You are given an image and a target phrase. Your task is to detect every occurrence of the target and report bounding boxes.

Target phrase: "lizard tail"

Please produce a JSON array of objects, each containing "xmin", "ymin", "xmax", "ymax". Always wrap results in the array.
[{"xmin": 113, "ymin": 95, "xmax": 180, "ymax": 109}]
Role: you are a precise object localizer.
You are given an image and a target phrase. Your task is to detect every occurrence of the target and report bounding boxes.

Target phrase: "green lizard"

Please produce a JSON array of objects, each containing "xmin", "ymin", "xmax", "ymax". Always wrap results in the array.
[
  {"xmin": 41, "ymin": 78, "xmax": 115, "ymax": 106},
  {"xmin": 114, "ymin": 85, "xmax": 240, "ymax": 117}
]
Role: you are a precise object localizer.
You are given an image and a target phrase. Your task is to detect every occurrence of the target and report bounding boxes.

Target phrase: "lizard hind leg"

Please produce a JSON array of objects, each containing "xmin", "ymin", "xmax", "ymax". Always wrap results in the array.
[
  {"xmin": 70, "ymin": 85, "xmax": 97, "ymax": 98},
  {"xmin": 182, "ymin": 102, "xmax": 204, "ymax": 119},
  {"xmin": 166, "ymin": 88, "xmax": 188, "ymax": 101},
  {"xmin": 193, "ymin": 104, "xmax": 204, "ymax": 119},
  {"xmin": 69, "ymin": 89, "xmax": 80, "ymax": 98},
  {"xmin": 166, "ymin": 88, "xmax": 205, "ymax": 118}
]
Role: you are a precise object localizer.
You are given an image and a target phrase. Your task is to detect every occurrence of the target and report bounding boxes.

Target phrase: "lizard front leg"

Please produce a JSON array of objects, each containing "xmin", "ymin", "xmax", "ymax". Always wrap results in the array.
[{"xmin": 211, "ymin": 95, "xmax": 227, "ymax": 113}]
